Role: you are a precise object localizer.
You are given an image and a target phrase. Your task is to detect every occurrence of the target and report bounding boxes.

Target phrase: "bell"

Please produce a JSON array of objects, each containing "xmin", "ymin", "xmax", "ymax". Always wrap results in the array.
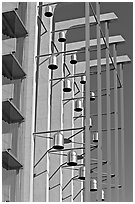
[
  {"xmin": 90, "ymin": 92, "xmax": 96, "ymax": 101},
  {"xmin": 93, "ymin": 132, "xmax": 98, "ymax": 143},
  {"xmin": 48, "ymin": 55, "xmax": 58, "ymax": 70},
  {"xmin": 90, "ymin": 179, "xmax": 97, "ymax": 191},
  {"xmin": 63, "ymin": 79, "xmax": 72, "ymax": 92},
  {"xmin": 58, "ymin": 31, "xmax": 66, "ymax": 42},
  {"xmin": 74, "ymin": 99, "xmax": 83, "ymax": 112},
  {"xmin": 90, "ymin": 117, "xmax": 92, "ymax": 128},
  {"xmin": 67, "ymin": 150, "xmax": 77, "ymax": 166},
  {"xmin": 44, "ymin": 6, "xmax": 53, "ymax": 17},
  {"xmin": 80, "ymin": 75, "xmax": 86, "ymax": 84},
  {"xmin": 78, "ymin": 166, "xmax": 85, "ymax": 180},
  {"xmin": 102, "ymin": 190, "xmax": 105, "ymax": 201},
  {"xmin": 53, "ymin": 132, "xmax": 64, "ymax": 149},
  {"xmin": 70, "ymin": 53, "xmax": 77, "ymax": 64}
]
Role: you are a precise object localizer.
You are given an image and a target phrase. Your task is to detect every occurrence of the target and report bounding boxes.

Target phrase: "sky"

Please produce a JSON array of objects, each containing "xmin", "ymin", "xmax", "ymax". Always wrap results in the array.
[{"xmin": 54, "ymin": 2, "xmax": 133, "ymax": 201}]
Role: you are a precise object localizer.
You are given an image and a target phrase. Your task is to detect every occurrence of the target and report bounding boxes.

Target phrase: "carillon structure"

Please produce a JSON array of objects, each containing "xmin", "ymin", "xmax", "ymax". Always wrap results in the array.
[{"xmin": 2, "ymin": 2, "xmax": 132, "ymax": 202}]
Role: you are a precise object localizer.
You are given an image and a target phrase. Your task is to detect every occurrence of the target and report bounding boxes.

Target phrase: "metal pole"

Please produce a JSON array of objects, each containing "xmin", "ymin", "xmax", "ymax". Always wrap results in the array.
[
  {"xmin": 105, "ymin": 21, "xmax": 112, "ymax": 201},
  {"xmin": 113, "ymin": 44, "xmax": 119, "ymax": 201},
  {"xmin": 59, "ymin": 39, "xmax": 65, "ymax": 202},
  {"xmin": 84, "ymin": 2, "xmax": 91, "ymax": 202},
  {"xmin": 71, "ymin": 64, "xmax": 75, "ymax": 202},
  {"xmin": 119, "ymin": 63, "xmax": 125, "ymax": 201},
  {"xmin": 33, "ymin": 2, "xmax": 42, "ymax": 201},
  {"xmin": 81, "ymin": 79, "xmax": 85, "ymax": 201},
  {"xmin": 96, "ymin": 2, "xmax": 102, "ymax": 201},
  {"xmin": 46, "ymin": 12, "xmax": 53, "ymax": 202}
]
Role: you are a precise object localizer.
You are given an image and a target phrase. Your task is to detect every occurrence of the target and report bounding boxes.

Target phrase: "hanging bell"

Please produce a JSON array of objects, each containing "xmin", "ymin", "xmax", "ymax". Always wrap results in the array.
[
  {"xmin": 80, "ymin": 75, "xmax": 86, "ymax": 84},
  {"xmin": 93, "ymin": 132, "xmax": 98, "ymax": 143},
  {"xmin": 70, "ymin": 53, "xmax": 77, "ymax": 64},
  {"xmin": 58, "ymin": 31, "xmax": 66, "ymax": 42},
  {"xmin": 53, "ymin": 132, "xmax": 64, "ymax": 149},
  {"xmin": 78, "ymin": 166, "xmax": 85, "ymax": 180},
  {"xmin": 90, "ymin": 179, "xmax": 97, "ymax": 191},
  {"xmin": 90, "ymin": 117, "xmax": 92, "ymax": 128},
  {"xmin": 48, "ymin": 54, "xmax": 58, "ymax": 70},
  {"xmin": 67, "ymin": 150, "xmax": 77, "ymax": 166},
  {"xmin": 90, "ymin": 92, "xmax": 96, "ymax": 101},
  {"xmin": 44, "ymin": 6, "xmax": 53, "ymax": 17},
  {"xmin": 102, "ymin": 190, "xmax": 105, "ymax": 201},
  {"xmin": 74, "ymin": 99, "xmax": 83, "ymax": 112},
  {"xmin": 63, "ymin": 79, "xmax": 72, "ymax": 92}
]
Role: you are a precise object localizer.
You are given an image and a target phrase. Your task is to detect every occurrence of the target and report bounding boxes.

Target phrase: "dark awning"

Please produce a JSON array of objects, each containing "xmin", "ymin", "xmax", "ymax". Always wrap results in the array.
[
  {"xmin": 2, "ymin": 150, "xmax": 23, "ymax": 170},
  {"xmin": 2, "ymin": 53, "xmax": 26, "ymax": 80},
  {"xmin": 2, "ymin": 10, "xmax": 28, "ymax": 38},
  {"xmin": 2, "ymin": 100, "xmax": 24, "ymax": 124}
]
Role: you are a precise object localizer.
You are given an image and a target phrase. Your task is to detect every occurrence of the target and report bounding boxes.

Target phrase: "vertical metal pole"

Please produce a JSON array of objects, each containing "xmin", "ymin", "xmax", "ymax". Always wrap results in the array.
[
  {"xmin": 113, "ymin": 44, "xmax": 119, "ymax": 201},
  {"xmin": 84, "ymin": 2, "xmax": 91, "ymax": 202},
  {"xmin": 71, "ymin": 64, "xmax": 75, "ymax": 202},
  {"xmin": 105, "ymin": 22, "xmax": 112, "ymax": 201},
  {"xmin": 81, "ymin": 82, "xmax": 85, "ymax": 202},
  {"xmin": 119, "ymin": 63, "xmax": 125, "ymax": 201},
  {"xmin": 46, "ymin": 14, "xmax": 53, "ymax": 202},
  {"xmin": 60, "ymin": 39, "xmax": 65, "ymax": 202},
  {"xmin": 33, "ymin": 2, "xmax": 42, "ymax": 201},
  {"xmin": 96, "ymin": 2, "xmax": 102, "ymax": 201}
]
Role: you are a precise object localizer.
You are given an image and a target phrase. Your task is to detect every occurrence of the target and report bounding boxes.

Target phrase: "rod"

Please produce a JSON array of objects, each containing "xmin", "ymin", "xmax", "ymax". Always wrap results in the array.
[
  {"xmin": 34, "ymin": 147, "xmax": 53, "ymax": 168},
  {"xmin": 33, "ymin": 126, "xmax": 84, "ymax": 135},
  {"xmin": 84, "ymin": 2, "xmax": 91, "ymax": 202},
  {"xmin": 34, "ymin": 169, "xmax": 47, "ymax": 178},
  {"xmin": 68, "ymin": 129, "xmax": 83, "ymax": 140},
  {"xmin": 33, "ymin": 2, "xmax": 42, "ymax": 201},
  {"xmin": 81, "ymin": 70, "xmax": 85, "ymax": 202},
  {"xmin": 70, "ymin": 61, "xmax": 76, "ymax": 201},
  {"xmin": 46, "ymin": 10, "xmax": 53, "ymax": 202},
  {"xmin": 113, "ymin": 44, "xmax": 119, "ymax": 201},
  {"xmin": 49, "ymin": 162, "xmax": 67, "ymax": 181},
  {"xmin": 33, "ymin": 126, "xmax": 121, "ymax": 136},
  {"xmin": 59, "ymin": 26, "xmax": 65, "ymax": 203},
  {"xmin": 62, "ymin": 194, "xmax": 72, "ymax": 201},
  {"xmin": 62, "ymin": 175, "xmax": 78, "ymax": 191},
  {"xmin": 105, "ymin": 21, "xmax": 112, "ymax": 201},
  {"xmin": 96, "ymin": 3, "xmax": 102, "ymax": 201},
  {"xmin": 120, "ymin": 63, "xmax": 125, "ymax": 201},
  {"xmin": 73, "ymin": 188, "xmax": 84, "ymax": 201}
]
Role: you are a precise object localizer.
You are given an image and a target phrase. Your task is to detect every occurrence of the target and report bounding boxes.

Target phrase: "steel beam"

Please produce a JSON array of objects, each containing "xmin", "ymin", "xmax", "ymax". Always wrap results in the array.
[
  {"xmin": 55, "ymin": 12, "xmax": 118, "ymax": 33},
  {"xmin": 66, "ymin": 35, "xmax": 125, "ymax": 51},
  {"xmin": 120, "ymin": 63, "xmax": 125, "ymax": 201},
  {"xmin": 105, "ymin": 22, "xmax": 112, "ymax": 201},
  {"xmin": 84, "ymin": 2, "xmax": 91, "ymax": 202},
  {"xmin": 113, "ymin": 44, "xmax": 119, "ymax": 201},
  {"xmin": 96, "ymin": 2, "xmax": 102, "ymax": 201}
]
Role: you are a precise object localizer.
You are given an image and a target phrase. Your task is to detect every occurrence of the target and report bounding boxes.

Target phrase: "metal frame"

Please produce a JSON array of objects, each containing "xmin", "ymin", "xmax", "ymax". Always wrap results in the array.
[{"xmin": 33, "ymin": 2, "xmax": 131, "ymax": 202}]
